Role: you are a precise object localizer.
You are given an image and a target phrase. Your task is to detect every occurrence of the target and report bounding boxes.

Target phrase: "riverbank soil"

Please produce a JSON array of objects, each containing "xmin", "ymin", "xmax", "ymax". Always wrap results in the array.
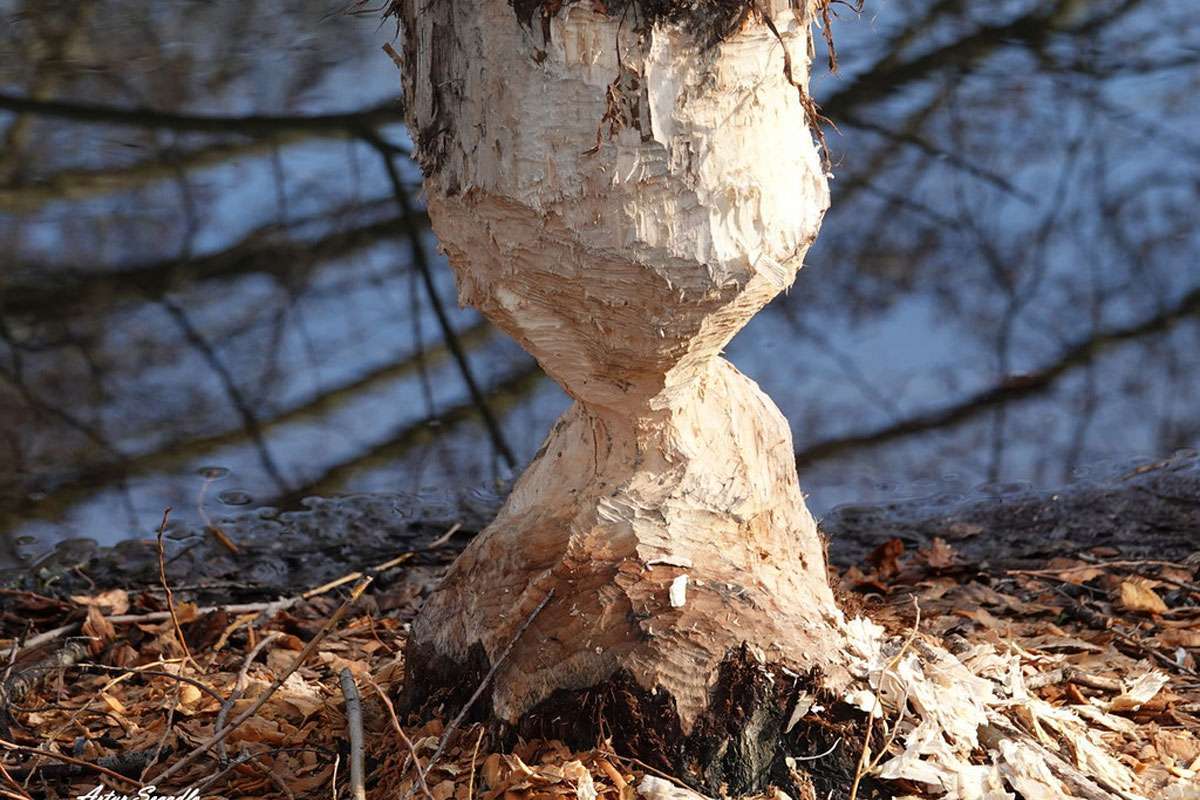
[{"xmin": 2, "ymin": 472, "xmax": 1199, "ymax": 799}]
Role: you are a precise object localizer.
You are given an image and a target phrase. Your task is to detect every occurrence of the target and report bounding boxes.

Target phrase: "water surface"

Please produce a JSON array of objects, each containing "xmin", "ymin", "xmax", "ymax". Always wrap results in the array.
[{"xmin": 1, "ymin": 0, "xmax": 1197, "ymax": 568}]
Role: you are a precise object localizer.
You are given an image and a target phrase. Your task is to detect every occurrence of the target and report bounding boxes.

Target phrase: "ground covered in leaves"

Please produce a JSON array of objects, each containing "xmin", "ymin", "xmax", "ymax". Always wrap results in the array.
[{"xmin": 1, "ymin": 528, "xmax": 1198, "ymax": 799}]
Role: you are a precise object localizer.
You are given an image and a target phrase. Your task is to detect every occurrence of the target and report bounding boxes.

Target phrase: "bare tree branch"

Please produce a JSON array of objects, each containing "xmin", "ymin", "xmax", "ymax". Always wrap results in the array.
[{"xmin": 821, "ymin": 0, "xmax": 1073, "ymax": 119}]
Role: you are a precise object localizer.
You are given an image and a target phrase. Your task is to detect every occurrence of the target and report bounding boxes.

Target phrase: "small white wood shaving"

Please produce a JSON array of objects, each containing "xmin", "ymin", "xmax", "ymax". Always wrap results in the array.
[
  {"xmin": 668, "ymin": 574, "xmax": 688, "ymax": 608},
  {"xmin": 638, "ymin": 775, "xmax": 709, "ymax": 800},
  {"xmin": 563, "ymin": 760, "xmax": 597, "ymax": 800},
  {"xmin": 844, "ymin": 688, "xmax": 881, "ymax": 717},
  {"xmin": 1107, "ymin": 671, "xmax": 1169, "ymax": 712},
  {"xmin": 785, "ymin": 692, "xmax": 813, "ymax": 733}
]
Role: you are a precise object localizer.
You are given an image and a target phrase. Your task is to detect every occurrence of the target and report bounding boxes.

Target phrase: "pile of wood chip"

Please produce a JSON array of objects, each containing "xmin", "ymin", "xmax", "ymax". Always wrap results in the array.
[{"xmin": 840, "ymin": 537, "xmax": 1200, "ymax": 798}]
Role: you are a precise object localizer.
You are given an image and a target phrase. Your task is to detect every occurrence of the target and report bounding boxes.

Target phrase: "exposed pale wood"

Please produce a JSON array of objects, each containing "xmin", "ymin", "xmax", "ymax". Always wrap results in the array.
[{"xmin": 396, "ymin": 0, "xmax": 845, "ymax": 735}]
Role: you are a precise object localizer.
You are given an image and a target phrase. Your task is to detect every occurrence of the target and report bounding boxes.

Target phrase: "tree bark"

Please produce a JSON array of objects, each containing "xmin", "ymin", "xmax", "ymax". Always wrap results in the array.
[{"xmin": 395, "ymin": 1, "xmax": 851, "ymax": 791}]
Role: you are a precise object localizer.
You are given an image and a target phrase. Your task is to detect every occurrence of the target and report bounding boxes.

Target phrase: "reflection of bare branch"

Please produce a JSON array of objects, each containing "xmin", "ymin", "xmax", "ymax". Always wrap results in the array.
[
  {"xmin": 1045, "ymin": 50, "xmax": 1200, "ymax": 80},
  {"xmin": 854, "ymin": 181, "xmax": 958, "ymax": 229},
  {"xmin": 366, "ymin": 133, "xmax": 518, "ymax": 471},
  {"xmin": 0, "ymin": 94, "xmax": 405, "ymax": 138},
  {"xmin": 0, "ymin": 322, "xmax": 495, "ymax": 536},
  {"xmin": 822, "ymin": 0, "xmax": 1073, "ymax": 119},
  {"xmin": 942, "ymin": 105, "xmax": 1087, "ymax": 479},
  {"xmin": 1051, "ymin": 77, "xmax": 1200, "ymax": 163},
  {"xmin": 270, "ymin": 365, "xmax": 542, "ymax": 507},
  {"xmin": 774, "ymin": 302, "xmax": 901, "ymax": 420},
  {"xmin": 795, "ymin": 286, "xmax": 1200, "ymax": 467},
  {"xmin": 3, "ymin": 202, "xmax": 429, "ymax": 317},
  {"xmin": 839, "ymin": 114, "xmax": 1034, "ymax": 202},
  {"xmin": 0, "ymin": 133, "xmax": 351, "ymax": 213},
  {"xmin": 158, "ymin": 297, "xmax": 290, "ymax": 493},
  {"xmin": 409, "ymin": 264, "xmax": 438, "ymax": 417},
  {"xmin": 0, "ymin": 2, "xmax": 94, "ymax": 180},
  {"xmin": 0, "ymin": 316, "xmax": 121, "ymax": 461},
  {"xmin": 1063, "ymin": 362, "xmax": 1099, "ymax": 481},
  {"xmin": 830, "ymin": 82, "xmax": 952, "ymax": 206}
]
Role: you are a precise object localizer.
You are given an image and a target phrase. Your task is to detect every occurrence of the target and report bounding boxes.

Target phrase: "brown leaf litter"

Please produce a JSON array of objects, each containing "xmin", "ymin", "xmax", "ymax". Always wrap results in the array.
[{"xmin": 0, "ymin": 533, "xmax": 1197, "ymax": 799}]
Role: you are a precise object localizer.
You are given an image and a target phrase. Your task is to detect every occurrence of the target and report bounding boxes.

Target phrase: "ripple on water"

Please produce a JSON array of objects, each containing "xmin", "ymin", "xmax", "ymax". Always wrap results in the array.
[
  {"xmin": 218, "ymin": 490, "xmax": 254, "ymax": 506},
  {"xmin": 973, "ymin": 480, "xmax": 1033, "ymax": 497},
  {"xmin": 196, "ymin": 465, "xmax": 231, "ymax": 480}
]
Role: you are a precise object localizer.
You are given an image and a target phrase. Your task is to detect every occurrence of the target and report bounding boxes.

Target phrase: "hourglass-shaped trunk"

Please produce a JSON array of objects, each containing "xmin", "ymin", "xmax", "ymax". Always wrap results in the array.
[{"xmin": 396, "ymin": 0, "xmax": 850, "ymax": 789}]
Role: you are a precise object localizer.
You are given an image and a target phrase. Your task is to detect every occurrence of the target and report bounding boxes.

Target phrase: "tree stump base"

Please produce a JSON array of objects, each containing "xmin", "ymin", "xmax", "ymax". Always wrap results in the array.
[{"xmin": 405, "ymin": 642, "xmax": 868, "ymax": 797}]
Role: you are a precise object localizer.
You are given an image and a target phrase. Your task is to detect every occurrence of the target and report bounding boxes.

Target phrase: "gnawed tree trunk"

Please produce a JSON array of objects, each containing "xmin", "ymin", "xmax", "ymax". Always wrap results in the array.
[
  {"xmin": 388, "ymin": 3, "xmax": 1156, "ymax": 797},
  {"xmin": 394, "ymin": 1, "xmax": 851, "ymax": 789}
]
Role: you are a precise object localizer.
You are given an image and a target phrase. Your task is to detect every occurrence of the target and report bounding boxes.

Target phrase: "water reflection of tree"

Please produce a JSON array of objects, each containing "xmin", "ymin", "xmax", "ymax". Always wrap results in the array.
[
  {"xmin": 0, "ymin": 0, "xmax": 1197, "ymax": 557},
  {"xmin": 783, "ymin": 0, "xmax": 1200, "ymax": 495}
]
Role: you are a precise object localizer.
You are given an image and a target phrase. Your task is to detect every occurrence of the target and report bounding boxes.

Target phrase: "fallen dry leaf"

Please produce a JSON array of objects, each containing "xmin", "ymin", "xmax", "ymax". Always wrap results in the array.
[
  {"xmin": 179, "ymin": 684, "xmax": 203, "ymax": 706},
  {"xmin": 564, "ymin": 760, "xmax": 597, "ymax": 800},
  {"xmin": 71, "ymin": 588, "xmax": 130, "ymax": 615},
  {"xmin": 1159, "ymin": 628, "xmax": 1200, "ymax": 649},
  {"xmin": 1049, "ymin": 565, "xmax": 1105, "ymax": 585},
  {"xmin": 921, "ymin": 537, "xmax": 957, "ymax": 569},
  {"xmin": 1120, "ymin": 580, "xmax": 1169, "ymax": 614},
  {"xmin": 173, "ymin": 600, "xmax": 200, "ymax": 623},
  {"xmin": 81, "ymin": 604, "xmax": 116, "ymax": 652},
  {"xmin": 867, "ymin": 538, "xmax": 905, "ymax": 578},
  {"xmin": 318, "ymin": 651, "xmax": 370, "ymax": 676},
  {"xmin": 101, "ymin": 692, "xmax": 128, "ymax": 715}
]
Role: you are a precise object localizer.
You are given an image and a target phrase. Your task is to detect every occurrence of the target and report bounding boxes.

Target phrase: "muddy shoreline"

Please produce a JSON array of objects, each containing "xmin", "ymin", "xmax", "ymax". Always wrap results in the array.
[{"xmin": 5, "ymin": 453, "xmax": 1197, "ymax": 601}]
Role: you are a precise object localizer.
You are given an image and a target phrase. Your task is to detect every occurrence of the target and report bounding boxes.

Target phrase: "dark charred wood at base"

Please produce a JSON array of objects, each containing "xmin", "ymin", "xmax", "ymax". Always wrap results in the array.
[
  {"xmin": 403, "ymin": 644, "xmax": 875, "ymax": 798},
  {"xmin": 400, "ymin": 640, "xmax": 494, "ymax": 721}
]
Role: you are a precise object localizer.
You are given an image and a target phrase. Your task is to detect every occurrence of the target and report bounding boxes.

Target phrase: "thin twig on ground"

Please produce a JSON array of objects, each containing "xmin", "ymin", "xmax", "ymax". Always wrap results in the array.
[
  {"xmin": 303, "ymin": 552, "xmax": 413, "ymax": 600},
  {"xmin": 340, "ymin": 668, "xmax": 367, "ymax": 800},
  {"xmin": 0, "ymin": 760, "xmax": 31, "ymax": 800},
  {"xmin": 600, "ymin": 750, "xmax": 686, "ymax": 788},
  {"xmin": 12, "ymin": 544, "xmax": 421, "ymax": 658},
  {"xmin": 2, "ymin": 640, "xmax": 89, "ymax": 708},
  {"xmin": 141, "ymin": 683, "xmax": 180, "ymax": 781},
  {"xmin": 1076, "ymin": 553, "xmax": 1200, "ymax": 594},
  {"xmin": 197, "ymin": 475, "xmax": 240, "ymax": 555},
  {"xmin": 257, "ymin": 758, "xmax": 298, "ymax": 800},
  {"xmin": 78, "ymin": 663, "xmax": 224, "ymax": 705},
  {"xmin": 4, "ymin": 746, "xmax": 168, "ymax": 784},
  {"xmin": 0, "ymin": 737, "xmax": 144, "ymax": 789},
  {"xmin": 426, "ymin": 522, "xmax": 463, "ymax": 550},
  {"xmin": 155, "ymin": 508, "xmax": 198, "ymax": 671},
  {"xmin": 467, "ymin": 726, "xmax": 484, "ymax": 800},
  {"xmin": 188, "ymin": 751, "xmax": 255, "ymax": 797}
]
